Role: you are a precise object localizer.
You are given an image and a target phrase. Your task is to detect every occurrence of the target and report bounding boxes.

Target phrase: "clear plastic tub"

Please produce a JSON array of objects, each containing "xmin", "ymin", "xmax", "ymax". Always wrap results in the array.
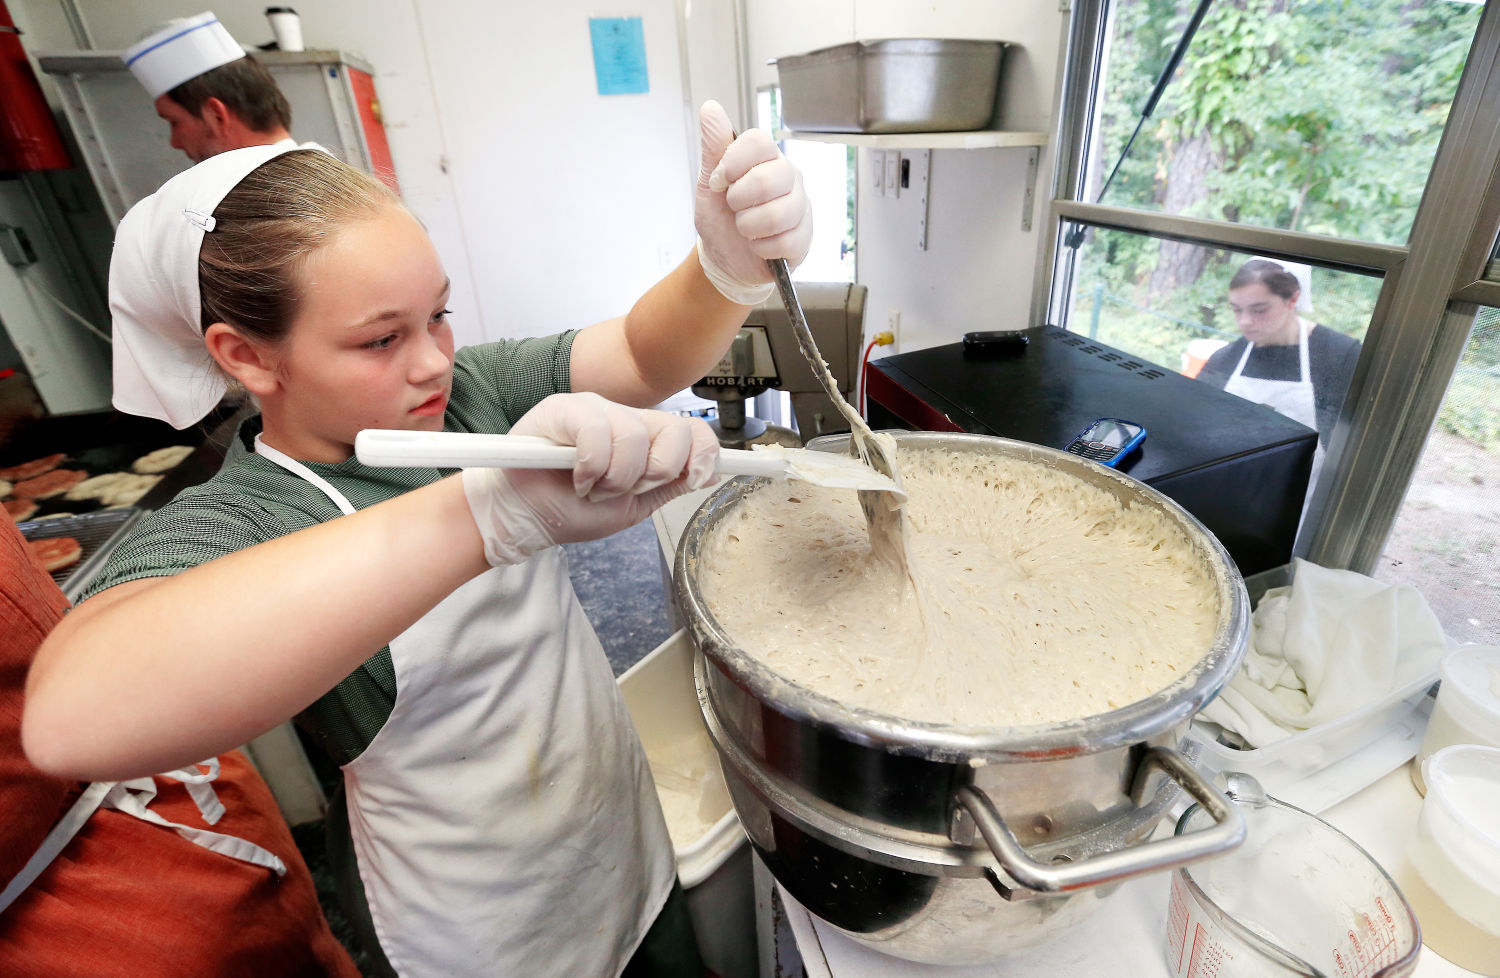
[
  {"xmin": 1403, "ymin": 744, "xmax": 1500, "ymax": 973},
  {"xmin": 1190, "ymin": 669, "xmax": 1438, "ymax": 812},
  {"xmin": 1164, "ymin": 775, "xmax": 1421, "ymax": 977},
  {"xmin": 1412, "ymin": 646, "xmax": 1500, "ymax": 795}
]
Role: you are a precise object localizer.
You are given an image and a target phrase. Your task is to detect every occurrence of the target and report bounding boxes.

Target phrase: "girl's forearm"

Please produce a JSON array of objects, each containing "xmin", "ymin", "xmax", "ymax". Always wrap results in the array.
[{"xmin": 24, "ymin": 475, "xmax": 488, "ymax": 781}]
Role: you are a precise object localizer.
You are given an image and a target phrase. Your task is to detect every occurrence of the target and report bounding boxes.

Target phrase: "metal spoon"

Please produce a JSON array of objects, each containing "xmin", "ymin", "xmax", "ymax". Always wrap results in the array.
[
  {"xmin": 717, "ymin": 126, "xmax": 906, "ymax": 564},
  {"xmin": 766, "ymin": 257, "xmax": 909, "ymax": 569}
]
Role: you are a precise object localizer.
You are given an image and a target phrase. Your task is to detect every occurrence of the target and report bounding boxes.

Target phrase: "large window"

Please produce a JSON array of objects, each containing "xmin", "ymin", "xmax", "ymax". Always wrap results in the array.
[
  {"xmin": 1049, "ymin": 0, "xmax": 1492, "ymax": 589},
  {"xmin": 1088, "ymin": 0, "xmax": 1480, "ymax": 246},
  {"xmin": 757, "ymin": 88, "xmax": 855, "ymax": 283},
  {"xmin": 1071, "ymin": 229, "xmax": 1377, "ymax": 375},
  {"xmin": 1376, "ymin": 308, "xmax": 1500, "ymax": 644}
]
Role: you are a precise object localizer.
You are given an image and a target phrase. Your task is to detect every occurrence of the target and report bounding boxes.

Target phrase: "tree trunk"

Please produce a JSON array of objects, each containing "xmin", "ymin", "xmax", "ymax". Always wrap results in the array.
[
  {"xmin": 1146, "ymin": 131, "xmax": 1219, "ymax": 303},
  {"xmin": 1383, "ymin": 0, "xmax": 1426, "ymax": 76}
]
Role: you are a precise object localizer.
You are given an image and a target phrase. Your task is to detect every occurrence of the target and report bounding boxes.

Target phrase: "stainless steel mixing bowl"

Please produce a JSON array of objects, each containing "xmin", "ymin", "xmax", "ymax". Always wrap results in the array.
[{"xmin": 673, "ymin": 431, "xmax": 1251, "ymax": 964}]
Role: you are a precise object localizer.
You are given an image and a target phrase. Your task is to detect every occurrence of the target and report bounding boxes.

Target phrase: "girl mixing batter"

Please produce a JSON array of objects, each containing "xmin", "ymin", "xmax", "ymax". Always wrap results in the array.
[{"xmin": 23, "ymin": 102, "xmax": 811, "ymax": 976}]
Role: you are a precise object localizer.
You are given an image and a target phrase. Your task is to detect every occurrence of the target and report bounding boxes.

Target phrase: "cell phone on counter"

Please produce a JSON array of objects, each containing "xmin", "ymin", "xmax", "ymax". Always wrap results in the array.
[
  {"xmin": 1064, "ymin": 418, "xmax": 1146, "ymax": 467},
  {"xmin": 962, "ymin": 330, "xmax": 1029, "ymax": 354}
]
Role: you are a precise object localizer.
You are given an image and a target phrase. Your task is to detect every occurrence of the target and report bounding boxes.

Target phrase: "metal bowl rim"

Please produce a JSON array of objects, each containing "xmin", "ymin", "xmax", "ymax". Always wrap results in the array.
[{"xmin": 673, "ymin": 431, "xmax": 1250, "ymax": 760}]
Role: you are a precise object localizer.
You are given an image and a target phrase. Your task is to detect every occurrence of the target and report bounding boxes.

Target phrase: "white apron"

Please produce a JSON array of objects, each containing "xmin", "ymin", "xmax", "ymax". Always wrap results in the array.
[
  {"xmin": 1223, "ymin": 318, "xmax": 1323, "ymax": 506},
  {"xmin": 254, "ymin": 436, "xmax": 674, "ymax": 977},
  {"xmin": 0, "ymin": 758, "xmax": 287, "ymax": 915}
]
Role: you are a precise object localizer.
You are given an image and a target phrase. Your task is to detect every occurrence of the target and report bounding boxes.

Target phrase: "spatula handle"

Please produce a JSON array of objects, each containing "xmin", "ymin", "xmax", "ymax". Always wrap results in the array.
[{"xmin": 355, "ymin": 428, "xmax": 786, "ymax": 477}]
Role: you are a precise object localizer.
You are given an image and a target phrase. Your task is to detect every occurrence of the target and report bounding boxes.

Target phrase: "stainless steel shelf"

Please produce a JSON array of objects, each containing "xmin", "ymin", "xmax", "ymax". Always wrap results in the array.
[{"xmin": 776, "ymin": 129, "xmax": 1049, "ymax": 149}]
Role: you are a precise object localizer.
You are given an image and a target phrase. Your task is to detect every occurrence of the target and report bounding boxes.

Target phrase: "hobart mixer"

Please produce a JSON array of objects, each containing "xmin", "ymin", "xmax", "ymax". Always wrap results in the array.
[{"xmin": 691, "ymin": 283, "xmax": 867, "ymax": 449}]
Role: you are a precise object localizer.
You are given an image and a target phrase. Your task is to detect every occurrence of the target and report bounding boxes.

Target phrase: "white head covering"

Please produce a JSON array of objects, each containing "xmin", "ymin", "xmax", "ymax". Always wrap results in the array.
[
  {"xmin": 109, "ymin": 140, "xmax": 317, "ymax": 428},
  {"xmin": 1251, "ymin": 255, "xmax": 1314, "ymax": 314},
  {"xmin": 124, "ymin": 12, "xmax": 247, "ymax": 100}
]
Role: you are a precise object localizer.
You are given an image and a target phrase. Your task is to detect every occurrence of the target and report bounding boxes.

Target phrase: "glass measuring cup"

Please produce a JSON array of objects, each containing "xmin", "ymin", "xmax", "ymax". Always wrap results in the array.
[{"xmin": 1164, "ymin": 774, "xmax": 1420, "ymax": 977}]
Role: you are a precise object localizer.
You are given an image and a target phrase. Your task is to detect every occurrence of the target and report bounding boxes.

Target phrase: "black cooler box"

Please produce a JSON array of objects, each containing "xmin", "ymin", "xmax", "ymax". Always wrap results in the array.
[{"xmin": 864, "ymin": 325, "xmax": 1316, "ymax": 577}]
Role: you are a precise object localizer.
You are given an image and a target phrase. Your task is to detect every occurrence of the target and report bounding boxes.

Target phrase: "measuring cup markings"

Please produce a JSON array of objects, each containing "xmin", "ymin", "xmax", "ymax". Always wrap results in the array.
[
  {"xmin": 1167, "ymin": 794, "xmax": 1421, "ymax": 978},
  {"xmin": 1167, "ymin": 876, "xmax": 1192, "ymax": 972},
  {"xmin": 1333, "ymin": 897, "xmax": 1402, "ymax": 978},
  {"xmin": 1189, "ymin": 926, "xmax": 1238, "ymax": 977},
  {"xmin": 1167, "ymin": 872, "xmax": 1242, "ymax": 978}
]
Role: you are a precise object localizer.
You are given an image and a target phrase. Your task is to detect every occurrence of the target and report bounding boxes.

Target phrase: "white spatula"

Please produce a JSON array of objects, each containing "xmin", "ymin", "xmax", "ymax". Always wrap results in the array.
[{"xmin": 354, "ymin": 429, "xmax": 904, "ymax": 495}]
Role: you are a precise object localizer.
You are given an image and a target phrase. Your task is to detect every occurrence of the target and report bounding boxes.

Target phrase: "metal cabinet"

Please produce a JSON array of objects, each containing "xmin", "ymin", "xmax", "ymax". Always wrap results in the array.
[{"xmin": 37, "ymin": 48, "xmax": 398, "ymax": 225}]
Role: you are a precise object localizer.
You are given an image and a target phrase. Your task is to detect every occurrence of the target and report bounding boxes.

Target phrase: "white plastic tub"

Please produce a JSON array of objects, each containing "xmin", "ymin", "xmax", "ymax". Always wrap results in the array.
[
  {"xmin": 1405, "ymin": 744, "xmax": 1500, "ymax": 971},
  {"xmin": 618, "ymin": 630, "xmax": 754, "ymax": 977},
  {"xmin": 1413, "ymin": 645, "xmax": 1500, "ymax": 794}
]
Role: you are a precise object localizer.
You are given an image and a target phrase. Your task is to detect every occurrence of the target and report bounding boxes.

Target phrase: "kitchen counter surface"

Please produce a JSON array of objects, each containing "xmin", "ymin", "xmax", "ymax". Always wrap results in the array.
[{"xmin": 773, "ymin": 751, "xmax": 1481, "ymax": 977}]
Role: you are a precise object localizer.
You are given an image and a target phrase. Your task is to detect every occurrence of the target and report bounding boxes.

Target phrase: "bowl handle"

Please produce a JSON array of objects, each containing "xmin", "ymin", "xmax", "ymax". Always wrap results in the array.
[{"xmin": 956, "ymin": 745, "xmax": 1245, "ymax": 895}]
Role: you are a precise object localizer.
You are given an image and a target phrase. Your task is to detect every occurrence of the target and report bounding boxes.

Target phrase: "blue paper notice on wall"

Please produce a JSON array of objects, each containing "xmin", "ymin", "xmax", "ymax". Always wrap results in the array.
[{"xmin": 589, "ymin": 17, "xmax": 649, "ymax": 95}]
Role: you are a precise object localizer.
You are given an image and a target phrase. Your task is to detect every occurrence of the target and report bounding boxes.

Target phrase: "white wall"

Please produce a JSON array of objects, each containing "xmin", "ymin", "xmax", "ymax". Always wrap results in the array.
[
  {"xmin": 14, "ymin": 0, "xmax": 700, "ymax": 348},
  {"xmin": 681, "ymin": 0, "xmax": 750, "ymax": 133},
  {"xmin": 746, "ymin": 0, "xmax": 1066, "ymax": 353},
  {"xmin": 14, "ymin": 0, "xmax": 1066, "ymax": 355}
]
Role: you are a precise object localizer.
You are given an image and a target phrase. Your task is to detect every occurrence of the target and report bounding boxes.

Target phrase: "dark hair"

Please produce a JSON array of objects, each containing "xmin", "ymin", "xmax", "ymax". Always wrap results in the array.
[
  {"xmin": 199, "ymin": 150, "xmax": 400, "ymax": 342},
  {"xmin": 168, "ymin": 56, "xmax": 292, "ymax": 134},
  {"xmin": 1229, "ymin": 259, "xmax": 1300, "ymax": 301}
]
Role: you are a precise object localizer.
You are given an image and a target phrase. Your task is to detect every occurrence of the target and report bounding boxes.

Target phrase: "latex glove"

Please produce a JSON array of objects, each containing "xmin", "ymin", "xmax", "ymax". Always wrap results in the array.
[
  {"xmin": 461, "ymin": 393, "xmax": 720, "ymax": 565},
  {"xmin": 694, "ymin": 99, "xmax": 814, "ymax": 305}
]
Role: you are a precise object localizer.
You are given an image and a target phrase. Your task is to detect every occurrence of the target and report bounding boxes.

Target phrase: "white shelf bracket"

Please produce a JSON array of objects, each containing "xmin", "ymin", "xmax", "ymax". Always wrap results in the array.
[
  {"xmin": 1022, "ymin": 147, "xmax": 1040, "ymax": 232},
  {"xmin": 916, "ymin": 149, "xmax": 932, "ymax": 250}
]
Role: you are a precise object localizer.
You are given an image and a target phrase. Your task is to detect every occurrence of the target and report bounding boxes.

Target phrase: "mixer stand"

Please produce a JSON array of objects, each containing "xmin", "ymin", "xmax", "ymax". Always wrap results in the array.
[{"xmin": 702, "ymin": 392, "xmax": 800, "ymax": 451}]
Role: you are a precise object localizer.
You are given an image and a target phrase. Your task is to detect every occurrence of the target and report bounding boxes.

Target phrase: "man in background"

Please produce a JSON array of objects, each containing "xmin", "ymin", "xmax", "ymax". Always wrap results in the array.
[{"xmin": 124, "ymin": 12, "xmax": 291, "ymax": 163}]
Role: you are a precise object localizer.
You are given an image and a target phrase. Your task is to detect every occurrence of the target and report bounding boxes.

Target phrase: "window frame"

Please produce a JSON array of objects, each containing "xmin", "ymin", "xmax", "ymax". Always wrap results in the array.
[
  {"xmin": 1037, "ymin": 0, "xmax": 1500, "ymax": 582},
  {"xmin": 758, "ymin": 82, "xmax": 858, "ymax": 285}
]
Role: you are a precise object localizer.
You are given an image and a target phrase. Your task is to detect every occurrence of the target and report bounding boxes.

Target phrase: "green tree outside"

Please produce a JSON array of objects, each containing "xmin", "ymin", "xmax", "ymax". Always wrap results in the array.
[{"xmin": 1072, "ymin": 0, "xmax": 1495, "ymax": 444}]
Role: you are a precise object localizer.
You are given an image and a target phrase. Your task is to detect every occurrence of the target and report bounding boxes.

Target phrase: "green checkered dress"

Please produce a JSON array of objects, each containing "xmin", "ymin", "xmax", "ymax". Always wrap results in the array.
[{"xmin": 80, "ymin": 332, "xmax": 575, "ymax": 764}]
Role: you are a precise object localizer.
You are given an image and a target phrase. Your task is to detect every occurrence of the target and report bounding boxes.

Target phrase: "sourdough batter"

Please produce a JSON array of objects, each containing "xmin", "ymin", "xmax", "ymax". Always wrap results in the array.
[
  {"xmin": 697, "ymin": 446, "xmax": 1218, "ymax": 727},
  {"xmin": 647, "ymin": 733, "xmax": 733, "ymax": 850}
]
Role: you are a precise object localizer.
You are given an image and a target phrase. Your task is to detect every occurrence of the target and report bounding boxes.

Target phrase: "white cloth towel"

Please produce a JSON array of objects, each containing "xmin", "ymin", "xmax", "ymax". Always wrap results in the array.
[{"xmin": 1199, "ymin": 558, "xmax": 1447, "ymax": 747}]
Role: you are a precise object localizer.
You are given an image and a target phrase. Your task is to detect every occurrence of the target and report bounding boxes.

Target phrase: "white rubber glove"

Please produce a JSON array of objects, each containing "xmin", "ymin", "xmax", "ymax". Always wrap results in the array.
[
  {"xmin": 694, "ymin": 99, "xmax": 814, "ymax": 305},
  {"xmin": 461, "ymin": 393, "xmax": 720, "ymax": 566}
]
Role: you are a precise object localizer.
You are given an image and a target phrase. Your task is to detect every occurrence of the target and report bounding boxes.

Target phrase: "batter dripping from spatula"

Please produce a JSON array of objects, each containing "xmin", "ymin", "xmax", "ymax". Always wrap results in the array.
[
  {"xmin": 762, "ymin": 260, "xmax": 912, "ymax": 573},
  {"xmin": 710, "ymin": 141, "xmax": 912, "ymax": 573}
]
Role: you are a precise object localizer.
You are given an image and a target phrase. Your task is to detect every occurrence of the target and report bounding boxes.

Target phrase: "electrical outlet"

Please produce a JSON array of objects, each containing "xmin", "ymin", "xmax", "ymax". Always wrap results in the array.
[{"xmin": 888, "ymin": 309, "xmax": 901, "ymax": 351}]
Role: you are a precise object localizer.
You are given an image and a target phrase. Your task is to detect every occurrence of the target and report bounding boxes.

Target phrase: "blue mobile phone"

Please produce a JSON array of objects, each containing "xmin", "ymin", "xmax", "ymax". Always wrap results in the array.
[{"xmin": 1064, "ymin": 418, "xmax": 1146, "ymax": 467}]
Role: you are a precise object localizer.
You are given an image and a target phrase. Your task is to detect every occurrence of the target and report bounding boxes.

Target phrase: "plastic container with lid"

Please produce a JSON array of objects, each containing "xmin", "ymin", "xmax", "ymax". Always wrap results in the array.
[
  {"xmin": 1403, "ymin": 744, "xmax": 1500, "ymax": 974},
  {"xmin": 1412, "ymin": 645, "xmax": 1500, "ymax": 795}
]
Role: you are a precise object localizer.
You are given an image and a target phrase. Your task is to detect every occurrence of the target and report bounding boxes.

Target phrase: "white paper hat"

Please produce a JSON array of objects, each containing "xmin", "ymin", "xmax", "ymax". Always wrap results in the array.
[
  {"xmin": 124, "ymin": 12, "xmax": 247, "ymax": 99},
  {"xmin": 109, "ymin": 140, "xmax": 321, "ymax": 428}
]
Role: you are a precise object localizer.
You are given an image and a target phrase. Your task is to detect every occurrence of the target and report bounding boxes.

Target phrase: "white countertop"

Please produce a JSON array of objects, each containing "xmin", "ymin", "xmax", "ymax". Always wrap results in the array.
[{"xmin": 779, "ymin": 762, "xmax": 1482, "ymax": 977}]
